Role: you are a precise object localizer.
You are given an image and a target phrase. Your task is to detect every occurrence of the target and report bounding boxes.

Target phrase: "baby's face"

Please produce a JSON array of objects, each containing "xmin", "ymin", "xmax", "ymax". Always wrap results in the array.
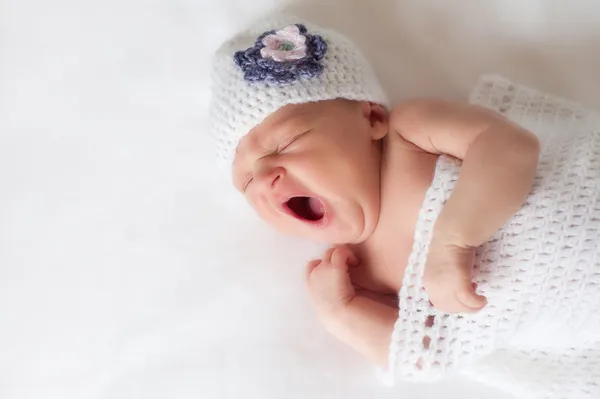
[{"xmin": 232, "ymin": 99, "xmax": 388, "ymax": 244}]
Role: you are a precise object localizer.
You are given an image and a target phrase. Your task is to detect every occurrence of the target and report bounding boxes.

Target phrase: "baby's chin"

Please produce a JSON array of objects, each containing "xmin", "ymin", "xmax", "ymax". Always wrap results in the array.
[{"xmin": 282, "ymin": 218, "xmax": 370, "ymax": 245}]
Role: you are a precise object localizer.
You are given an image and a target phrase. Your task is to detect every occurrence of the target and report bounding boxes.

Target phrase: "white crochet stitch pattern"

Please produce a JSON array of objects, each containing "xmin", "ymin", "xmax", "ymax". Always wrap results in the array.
[
  {"xmin": 208, "ymin": 15, "xmax": 389, "ymax": 168},
  {"xmin": 387, "ymin": 75, "xmax": 600, "ymax": 399}
]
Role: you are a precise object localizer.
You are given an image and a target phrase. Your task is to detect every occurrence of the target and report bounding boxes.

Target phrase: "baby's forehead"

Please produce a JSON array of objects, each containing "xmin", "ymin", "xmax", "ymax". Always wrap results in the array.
[
  {"xmin": 258, "ymin": 99, "xmax": 350, "ymax": 128},
  {"xmin": 266, "ymin": 102, "xmax": 324, "ymax": 124},
  {"xmin": 251, "ymin": 104, "xmax": 319, "ymax": 136},
  {"xmin": 237, "ymin": 99, "xmax": 353, "ymax": 155},
  {"xmin": 240, "ymin": 110, "xmax": 309, "ymax": 149}
]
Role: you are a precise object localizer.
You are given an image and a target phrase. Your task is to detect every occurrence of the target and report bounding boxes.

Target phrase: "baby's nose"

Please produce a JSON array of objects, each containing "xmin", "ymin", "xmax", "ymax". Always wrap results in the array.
[{"xmin": 255, "ymin": 166, "xmax": 285, "ymax": 191}]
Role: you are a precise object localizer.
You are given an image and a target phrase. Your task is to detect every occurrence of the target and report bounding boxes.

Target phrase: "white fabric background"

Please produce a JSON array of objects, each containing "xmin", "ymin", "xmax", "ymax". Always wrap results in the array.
[{"xmin": 2, "ymin": 1, "xmax": 599, "ymax": 398}]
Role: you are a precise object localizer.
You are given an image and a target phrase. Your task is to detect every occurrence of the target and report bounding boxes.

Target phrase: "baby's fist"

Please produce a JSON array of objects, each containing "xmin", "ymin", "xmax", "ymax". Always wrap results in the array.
[
  {"xmin": 423, "ymin": 236, "xmax": 487, "ymax": 314},
  {"xmin": 306, "ymin": 246, "xmax": 359, "ymax": 322}
]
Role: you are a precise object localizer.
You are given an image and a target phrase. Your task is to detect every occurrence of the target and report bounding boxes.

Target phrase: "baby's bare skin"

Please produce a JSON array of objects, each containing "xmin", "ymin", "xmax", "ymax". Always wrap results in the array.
[
  {"xmin": 233, "ymin": 98, "xmax": 539, "ymax": 367},
  {"xmin": 349, "ymin": 130, "xmax": 438, "ymax": 295}
]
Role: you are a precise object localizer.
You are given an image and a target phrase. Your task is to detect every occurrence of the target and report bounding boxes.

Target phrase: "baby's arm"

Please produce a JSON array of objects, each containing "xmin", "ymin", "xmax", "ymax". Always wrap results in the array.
[
  {"xmin": 334, "ymin": 295, "xmax": 397, "ymax": 367},
  {"xmin": 391, "ymin": 100, "xmax": 540, "ymax": 313},
  {"xmin": 306, "ymin": 246, "xmax": 396, "ymax": 367}
]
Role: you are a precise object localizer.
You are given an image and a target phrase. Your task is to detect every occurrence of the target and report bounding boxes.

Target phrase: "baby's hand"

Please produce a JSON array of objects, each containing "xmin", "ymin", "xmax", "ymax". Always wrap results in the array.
[
  {"xmin": 423, "ymin": 233, "xmax": 487, "ymax": 314},
  {"xmin": 306, "ymin": 246, "xmax": 359, "ymax": 328}
]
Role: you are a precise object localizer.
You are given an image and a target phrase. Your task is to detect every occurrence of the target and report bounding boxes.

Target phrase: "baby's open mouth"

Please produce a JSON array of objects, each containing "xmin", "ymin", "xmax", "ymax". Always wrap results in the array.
[{"xmin": 285, "ymin": 197, "xmax": 325, "ymax": 222}]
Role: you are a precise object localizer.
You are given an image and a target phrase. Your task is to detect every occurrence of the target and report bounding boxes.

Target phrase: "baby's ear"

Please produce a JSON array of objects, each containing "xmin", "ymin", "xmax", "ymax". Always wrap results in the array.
[{"xmin": 360, "ymin": 102, "xmax": 389, "ymax": 140}]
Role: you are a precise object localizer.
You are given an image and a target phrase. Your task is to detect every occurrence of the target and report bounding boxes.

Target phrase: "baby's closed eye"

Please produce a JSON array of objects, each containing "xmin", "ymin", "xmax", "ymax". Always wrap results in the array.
[
  {"xmin": 242, "ymin": 175, "xmax": 254, "ymax": 192},
  {"xmin": 276, "ymin": 129, "xmax": 313, "ymax": 153}
]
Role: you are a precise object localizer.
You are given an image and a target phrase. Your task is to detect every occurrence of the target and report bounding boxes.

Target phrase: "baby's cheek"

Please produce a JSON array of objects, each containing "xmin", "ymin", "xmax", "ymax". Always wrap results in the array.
[
  {"xmin": 254, "ymin": 202, "xmax": 286, "ymax": 228},
  {"xmin": 251, "ymin": 202, "xmax": 271, "ymax": 220}
]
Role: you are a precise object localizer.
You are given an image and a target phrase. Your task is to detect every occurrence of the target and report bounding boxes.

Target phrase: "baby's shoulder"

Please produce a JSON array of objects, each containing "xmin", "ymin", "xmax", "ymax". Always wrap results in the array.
[
  {"xmin": 381, "ymin": 119, "xmax": 439, "ymax": 175},
  {"xmin": 388, "ymin": 98, "xmax": 453, "ymax": 133},
  {"xmin": 389, "ymin": 97, "xmax": 483, "ymax": 129}
]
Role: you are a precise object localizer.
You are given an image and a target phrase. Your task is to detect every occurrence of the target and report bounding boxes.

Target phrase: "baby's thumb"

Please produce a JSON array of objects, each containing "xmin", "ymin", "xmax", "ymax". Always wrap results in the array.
[
  {"xmin": 330, "ymin": 246, "xmax": 358, "ymax": 269},
  {"xmin": 456, "ymin": 282, "xmax": 487, "ymax": 310}
]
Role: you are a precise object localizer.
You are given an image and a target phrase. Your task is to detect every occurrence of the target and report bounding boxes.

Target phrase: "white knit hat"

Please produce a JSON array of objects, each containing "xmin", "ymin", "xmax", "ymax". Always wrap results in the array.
[{"xmin": 208, "ymin": 14, "xmax": 389, "ymax": 167}]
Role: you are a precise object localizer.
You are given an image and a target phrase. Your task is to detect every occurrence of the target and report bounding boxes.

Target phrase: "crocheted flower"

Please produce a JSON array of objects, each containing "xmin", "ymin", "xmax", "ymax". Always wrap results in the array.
[
  {"xmin": 260, "ymin": 25, "xmax": 307, "ymax": 62},
  {"xmin": 233, "ymin": 24, "xmax": 327, "ymax": 84}
]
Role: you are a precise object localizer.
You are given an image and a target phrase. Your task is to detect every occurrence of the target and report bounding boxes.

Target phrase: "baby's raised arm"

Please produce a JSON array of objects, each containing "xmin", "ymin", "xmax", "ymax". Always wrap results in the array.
[{"xmin": 391, "ymin": 100, "xmax": 540, "ymax": 313}]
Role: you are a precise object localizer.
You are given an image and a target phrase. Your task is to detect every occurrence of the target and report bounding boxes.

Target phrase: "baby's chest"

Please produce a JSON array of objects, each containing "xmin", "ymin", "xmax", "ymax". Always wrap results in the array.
[
  {"xmin": 350, "ymin": 138, "xmax": 438, "ymax": 294},
  {"xmin": 350, "ymin": 235, "xmax": 413, "ymax": 294},
  {"xmin": 350, "ymin": 180, "xmax": 429, "ymax": 293}
]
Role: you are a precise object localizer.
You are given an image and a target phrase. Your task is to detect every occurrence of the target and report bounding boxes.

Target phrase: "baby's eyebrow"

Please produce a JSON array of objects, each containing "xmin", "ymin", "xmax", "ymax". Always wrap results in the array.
[{"xmin": 268, "ymin": 116, "xmax": 312, "ymax": 142}]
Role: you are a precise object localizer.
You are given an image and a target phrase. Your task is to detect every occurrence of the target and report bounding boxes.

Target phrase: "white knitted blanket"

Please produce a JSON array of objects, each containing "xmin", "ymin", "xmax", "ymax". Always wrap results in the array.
[{"xmin": 386, "ymin": 75, "xmax": 600, "ymax": 399}]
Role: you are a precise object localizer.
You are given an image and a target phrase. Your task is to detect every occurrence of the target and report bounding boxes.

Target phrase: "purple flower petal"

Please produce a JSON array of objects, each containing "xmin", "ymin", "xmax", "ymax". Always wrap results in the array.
[{"xmin": 233, "ymin": 24, "xmax": 327, "ymax": 84}]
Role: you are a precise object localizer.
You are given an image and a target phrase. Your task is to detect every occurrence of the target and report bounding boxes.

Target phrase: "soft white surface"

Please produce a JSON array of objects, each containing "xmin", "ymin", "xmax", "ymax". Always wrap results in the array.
[{"xmin": 2, "ymin": 1, "xmax": 600, "ymax": 398}]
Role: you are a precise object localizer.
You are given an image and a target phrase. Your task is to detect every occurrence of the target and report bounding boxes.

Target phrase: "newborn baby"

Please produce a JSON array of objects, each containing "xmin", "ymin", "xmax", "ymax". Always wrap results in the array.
[
  {"xmin": 210, "ymin": 14, "xmax": 600, "ymax": 397},
  {"xmin": 231, "ymin": 96, "xmax": 538, "ymax": 366}
]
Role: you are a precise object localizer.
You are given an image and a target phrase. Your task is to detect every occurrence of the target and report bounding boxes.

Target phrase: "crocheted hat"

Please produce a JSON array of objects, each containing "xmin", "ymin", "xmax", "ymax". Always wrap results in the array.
[{"xmin": 208, "ymin": 14, "xmax": 389, "ymax": 167}]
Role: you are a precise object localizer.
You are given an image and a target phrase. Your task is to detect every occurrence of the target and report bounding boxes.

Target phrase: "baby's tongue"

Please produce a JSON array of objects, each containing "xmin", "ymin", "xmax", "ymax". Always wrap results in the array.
[{"xmin": 308, "ymin": 197, "xmax": 324, "ymax": 219}]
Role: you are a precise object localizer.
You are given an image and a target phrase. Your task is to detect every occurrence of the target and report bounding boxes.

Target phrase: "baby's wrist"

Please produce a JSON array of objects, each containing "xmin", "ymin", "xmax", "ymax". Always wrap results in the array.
[
  {"xmin": 317, "ymin": 299, "xmax": 355, "ymax": 337},
  {"xmin": 309, "ymin": 293, "xmax": 353, "ymax": 338},
  {"xmin": 324, "ymin": 295, "xmax": 391, "ymax": 336},
  {"xmin": 317, "ymin": 300, "xmax": 363, "ymax": 352},
  {"xmin": 432, "ymin": 217, "xmax": 479, "ymax": 249},
  {"xmin": 327, "ymin": 296, "xmax": 397, "ymax": 366}
]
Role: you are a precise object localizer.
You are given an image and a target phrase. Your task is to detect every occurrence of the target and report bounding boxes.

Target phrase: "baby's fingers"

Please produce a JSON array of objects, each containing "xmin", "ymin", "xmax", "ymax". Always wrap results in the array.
[
  {"xmin": 455, "ymin": 282, "xmax": 487, "ymax": 312},
  {"xmin": 322, "ymin": 247, "xmax": 337, "ymax": 263},
  {"xmin": 305, "ymin": 259, "xmax": 322, "ymax": 280},
  {"xmin": 330, "ymin": 246, "xmax": 358, "ymax": 268}
]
